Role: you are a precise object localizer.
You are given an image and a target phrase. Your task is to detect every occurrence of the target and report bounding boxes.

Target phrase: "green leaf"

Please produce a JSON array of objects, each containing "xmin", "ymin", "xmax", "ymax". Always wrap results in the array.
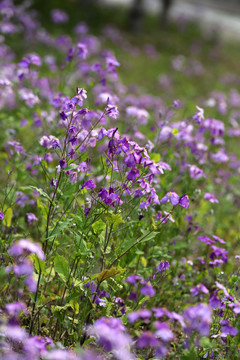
[
  {"xmin": 105, "ymin": 213, "xmax": 124, "ymax": 229},
  {"xmin": 97, "ymin": 268, "xmax": 121, "ymax": 283},
  {"xmin": 139, "ymin": 230, "xmax": 159, "ymax": 243},
  {"xmin": 92, "ymin": 219, "xmax": 106, "ymax": 233},
  {"xmin": 20, "ymin": 186, "xmax": 53, "ymax": 204},
  {"xmin": 48, "ymin": 219, "xmax": 73, "ymax": 239},
  {"xmin": 33, "ymin": 254, "xmax": 46, "ymax": 273},
  {"xmin": 150, "ymin": 153, "xmax": 161, "ymax": 162},
  {"xmin": 172, "ymin": 128, "xmax": 178, "ymax": 136},
  {"xmin": 3, "ymin": 207, "xmax": 12, "ymax": 227},
  {"xmin": 54, "ymin": 254, "xmax": 69, "ymax": 283}
]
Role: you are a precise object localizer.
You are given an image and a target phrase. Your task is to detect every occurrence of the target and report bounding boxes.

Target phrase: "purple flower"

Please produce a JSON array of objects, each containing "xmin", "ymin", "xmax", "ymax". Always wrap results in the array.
[
  {"xmin": 190, "ymin": 284, "xmax": 209, "ymax": 297},
  {"xmin": 193, "ymin": 105, "xmax": 204, "ymax": 124},
  {"xmin": 89, "ymin": 317, "xmax": 133, "ymax": 360},
  {"xmin": 221, "ymin": 324, "xmax": 238, "ymax": 337},
  {"xmin": 77, "ymin": 43, "xmax": 88, "ymax": 59},
  {"xmin": 197, "ymin": 236, "xmax": 215, "ymax": 245},
  {"xmin": 105, "ymin": 104, "xmax": 119, "ymax": 119},
  {"xmin": 26, "ymin": 213, "xmax": 38, "ymax": 224},
  {"xmin": 172, "ymin": 99, "xmax": 182, "ymax": 108},
  {"xmin": 140, "ymin": 282, "xmax": 155, "ymax": 297},
  {"xmin": 210, "ymin": 246, "xmax": 228, "ymax": 263},
  {"xmin": 51, "ymin": 9, "xmax": 69, "ymax": 24},
  {"xmin": 156, "ymin": 261, "xmax": 169, "ymax": 273},
  {"xmin": 204, "ymin": 193, "xmax": 219, "ymax": 203},
  {"xmin": 154, "ymin": 321, "xmax": 174, "ymax": 342},
  {"xmin": 179, "ymin": 194, "xmax": 189, "ymax": 209},
  {"xmin": 137, "ymin": 331, "xmax": 159, "ymax": 348},
  {"xmin": 84, "ymin": 207, "xmax": 90, "ymax": 217},
  {"xmin": 106, "ymin": 56, "xmax": 120, "ymax": 73},
  {"xmin": 183, "ymin": 303, "xmax": 211, "ymax": 337},
  {"xmin": 211, "ymin": 150, "xmax": 229, "ymax": 163},
  {"xmin": 125, "ymin": 274, "xmax": 143, "ymax": 286},
  {"xmin": 59, "ymin": 158, "xmax": 67, "ymax": 169},
  {"xmin": 125, "ymin": 153, "xmax": 136, "ymax": 168},
  {"xmin": 5, "ymin": 302, "xmax": 28, "ymax": 317},
  {"xmin": 9, "ymin": 239, "xmax": 45, "ymax": 260},
  {"xmin": 0, "ymin": 212, "xmax": 4, "ymax": 221},
  {"xmin": 128, "ymin": 309, "xmax": 152, "ymax": 323},
  {"xmin": 189, "ymin": 165, "xmax": 204, "ymax": 179},
  {"xmin": 81, "ymin": 180, "xmax": 96, "ymax": 190},
  {"xmin": 160, "ymin": 192, "xmax": 179, "ymax": 206},
  {"xmin": 127, "ymin": 168, "xmax": 140, "ymax": 182},
  {"xmin": 50, "ymin": 178, "xmax": 58, "ymax": 188}
]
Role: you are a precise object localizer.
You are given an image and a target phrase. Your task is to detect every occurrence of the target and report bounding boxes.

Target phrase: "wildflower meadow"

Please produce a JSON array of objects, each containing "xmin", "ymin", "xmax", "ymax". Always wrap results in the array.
[{"xmin": 0, "ymin": 1, "xmax": 240, "ymax": 359}]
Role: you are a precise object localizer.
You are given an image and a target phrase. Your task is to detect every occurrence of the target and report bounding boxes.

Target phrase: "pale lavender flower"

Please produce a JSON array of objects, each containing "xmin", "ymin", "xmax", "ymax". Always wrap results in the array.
[
  {"xmin": 51, "ymin": 9, "xmax": 69, "ymax": 24},
  {"xmin": 26, "ymin": 213, "xmax": 38, "ymax": 224},
  {"xmin": 193, "ymin": 105, "xmax": 204, "ymax": 124},
  {"xmin": 204, "ymin": 193, "xmax": 219, "ymax": 203},
  {"xmin": 9, "ymin": 239, "xmax": 45, "ymax": 260}
]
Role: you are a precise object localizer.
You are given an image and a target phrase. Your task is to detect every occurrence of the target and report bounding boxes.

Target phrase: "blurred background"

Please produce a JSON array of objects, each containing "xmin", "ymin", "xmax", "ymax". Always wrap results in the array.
[{"xmin": 27, "ymin": 0, "xmax": 240, "ymax": 40}]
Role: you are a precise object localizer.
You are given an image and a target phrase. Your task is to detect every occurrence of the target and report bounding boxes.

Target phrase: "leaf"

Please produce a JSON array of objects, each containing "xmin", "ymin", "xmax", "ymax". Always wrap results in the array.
[
  {"xmin": 92, "ymin": 219, "xmax": 106, "ymax": 233},
  {"xmin": 141, "ymin": 256, "xmax": 147, "ymax": 267},
  {"xmin": 150, "ymin": 153, "xmax": 161, "ymax": 162},
  {"xmin": 33, "ymin": 254, "xmax": 46, "ymax": 273},
  {"xmin": 172, "ymin": 128, "xmax": 178, "ymax": 136},
  {"xmin": 106, "ymin": 213, "xmax": 124, "ymax": 229},
  {"xmin": 54, "ymin": 255, "xmax": 69, "ymax": 282},
  {"xmin": 3, "ymin": 207, "xmax": 12, "ymax": 227},
  {"xmin": 139, "ymin": 230, "xmax": 159, "ymax": 243},
  {"xmin": 48, "ymin": 219, "xmax": 73, "ymax": 239},
  {"xmin": 20, "ymin": 186, "xmax": 53, "ymax": 204},
  {"xmin": 97, "ymin": 268, "xmax": 121, "ymax": 283}
]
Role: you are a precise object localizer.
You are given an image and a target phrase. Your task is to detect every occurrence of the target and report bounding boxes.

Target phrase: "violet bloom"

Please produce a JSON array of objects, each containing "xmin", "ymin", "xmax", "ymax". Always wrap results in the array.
[
  {"xmin": 183, "ymin": 303, "xmax": 212, "ymax": 337},
  {"xmin": 77, "ymin": 43, "xmax": 88, "ymax": 59},
  {"xmin": 204, "ymin": 192, "xmax": 219, "ymax": 203},
  {"xmin": 179, "ymin": 194, "xmax": 190, "ymax": 209},
  {"xmin": 197, "ymin": 236, "xmax": 215, "ymax": 245},
  {"xmin": 190, "ymin": 284, "xmax": 209, "ymax": 297},
  {"xmin": 0, "ymin": 211, "xmax": 4, "ymax": 220},
  {"xmin": 5, "ymin": 302, "xmax": 28, "ymax": 317},
  {"xmin": 81, "ymin": 180, "xmax": 96, "ymax": 190},
  {"xmin": 125, "ymin": 274, "xmax": 143, "ymax": 286},
  {"xmin": 156, "ymin": 261, "xmax": 169, "ymax": 273},
  {"xmin": 127, "ymin": 168, "xmax": 140, "ymax": 182},
  {"xmin": 106, "ymin": 56, "xmax": 120, "ymax": 73},
  {"xmin": 59, "ymin": 158, "xmax": 67, "ymax": 169},
  {"xmin": 172, "ymin": 99, "xmax": 182, "ymax": 108},
  {"xmin": 50, "ymin": 178, "xmax": 58, "ymax": 188},
  {"xmin": 26, "ymin": 213, "xmax": 38, "ymax": 224},
  {"xmin": 210, "ymin": 150, "xmax": 229, "ymax": 163},
  {"xmin": 189, "ymin": 165, "xmax": 204, "ymax": 179},
  {"xmin": 137, "ymin": 331, "xmax": 159, "ymax": 348},
  {"xmin": 51, "ymin": 9, "xmax": 69, "ymax": 23},
  {"xmin": 160, "ymin": 192, "xmax": 179, "ymax": 206},
  {"xmin": 105, "ymin": 104, "xmax": 119, "ymax": 119},
  {"xmin": 128, "ymin": 309, "xmax": 152, "ymax": 324},
  {"xmin": 140, "ymin": 282, "xmax": 155, "ymax": 297},
  {"xmin": 154, "ymin": 321, "xmax": 174, "ymax": 342},
  {"xmin": 9, "ymin": 239, "xmax": 45, "ymax": 260},
  {"xmin": 89, "ymin": 317, "xmax": 133, "ymax": 360},
  {"xmin": 210, "ymin": 246, "xmax": 228, "ymax": 263},
  {"xmin": 193, "ymin": 105, "xmax": 204, "ymax": 124}
]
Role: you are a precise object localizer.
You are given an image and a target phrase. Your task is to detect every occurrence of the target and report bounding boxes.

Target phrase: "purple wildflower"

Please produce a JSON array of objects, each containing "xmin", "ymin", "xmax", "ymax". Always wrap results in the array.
[
  {"xmin": 81, "ymin": 180, "xmax": 96, "ymax": 190},
  {"xmin": 156, "ymin": 261, "xmax": 169, "ymax": 273},
  {"xmin": 204, "ymin": 193, "xmax": 219, "ymax": 203},
  {"xmin": 26, "ymin": 213, "xmax": 38, "ymax": 224}
]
